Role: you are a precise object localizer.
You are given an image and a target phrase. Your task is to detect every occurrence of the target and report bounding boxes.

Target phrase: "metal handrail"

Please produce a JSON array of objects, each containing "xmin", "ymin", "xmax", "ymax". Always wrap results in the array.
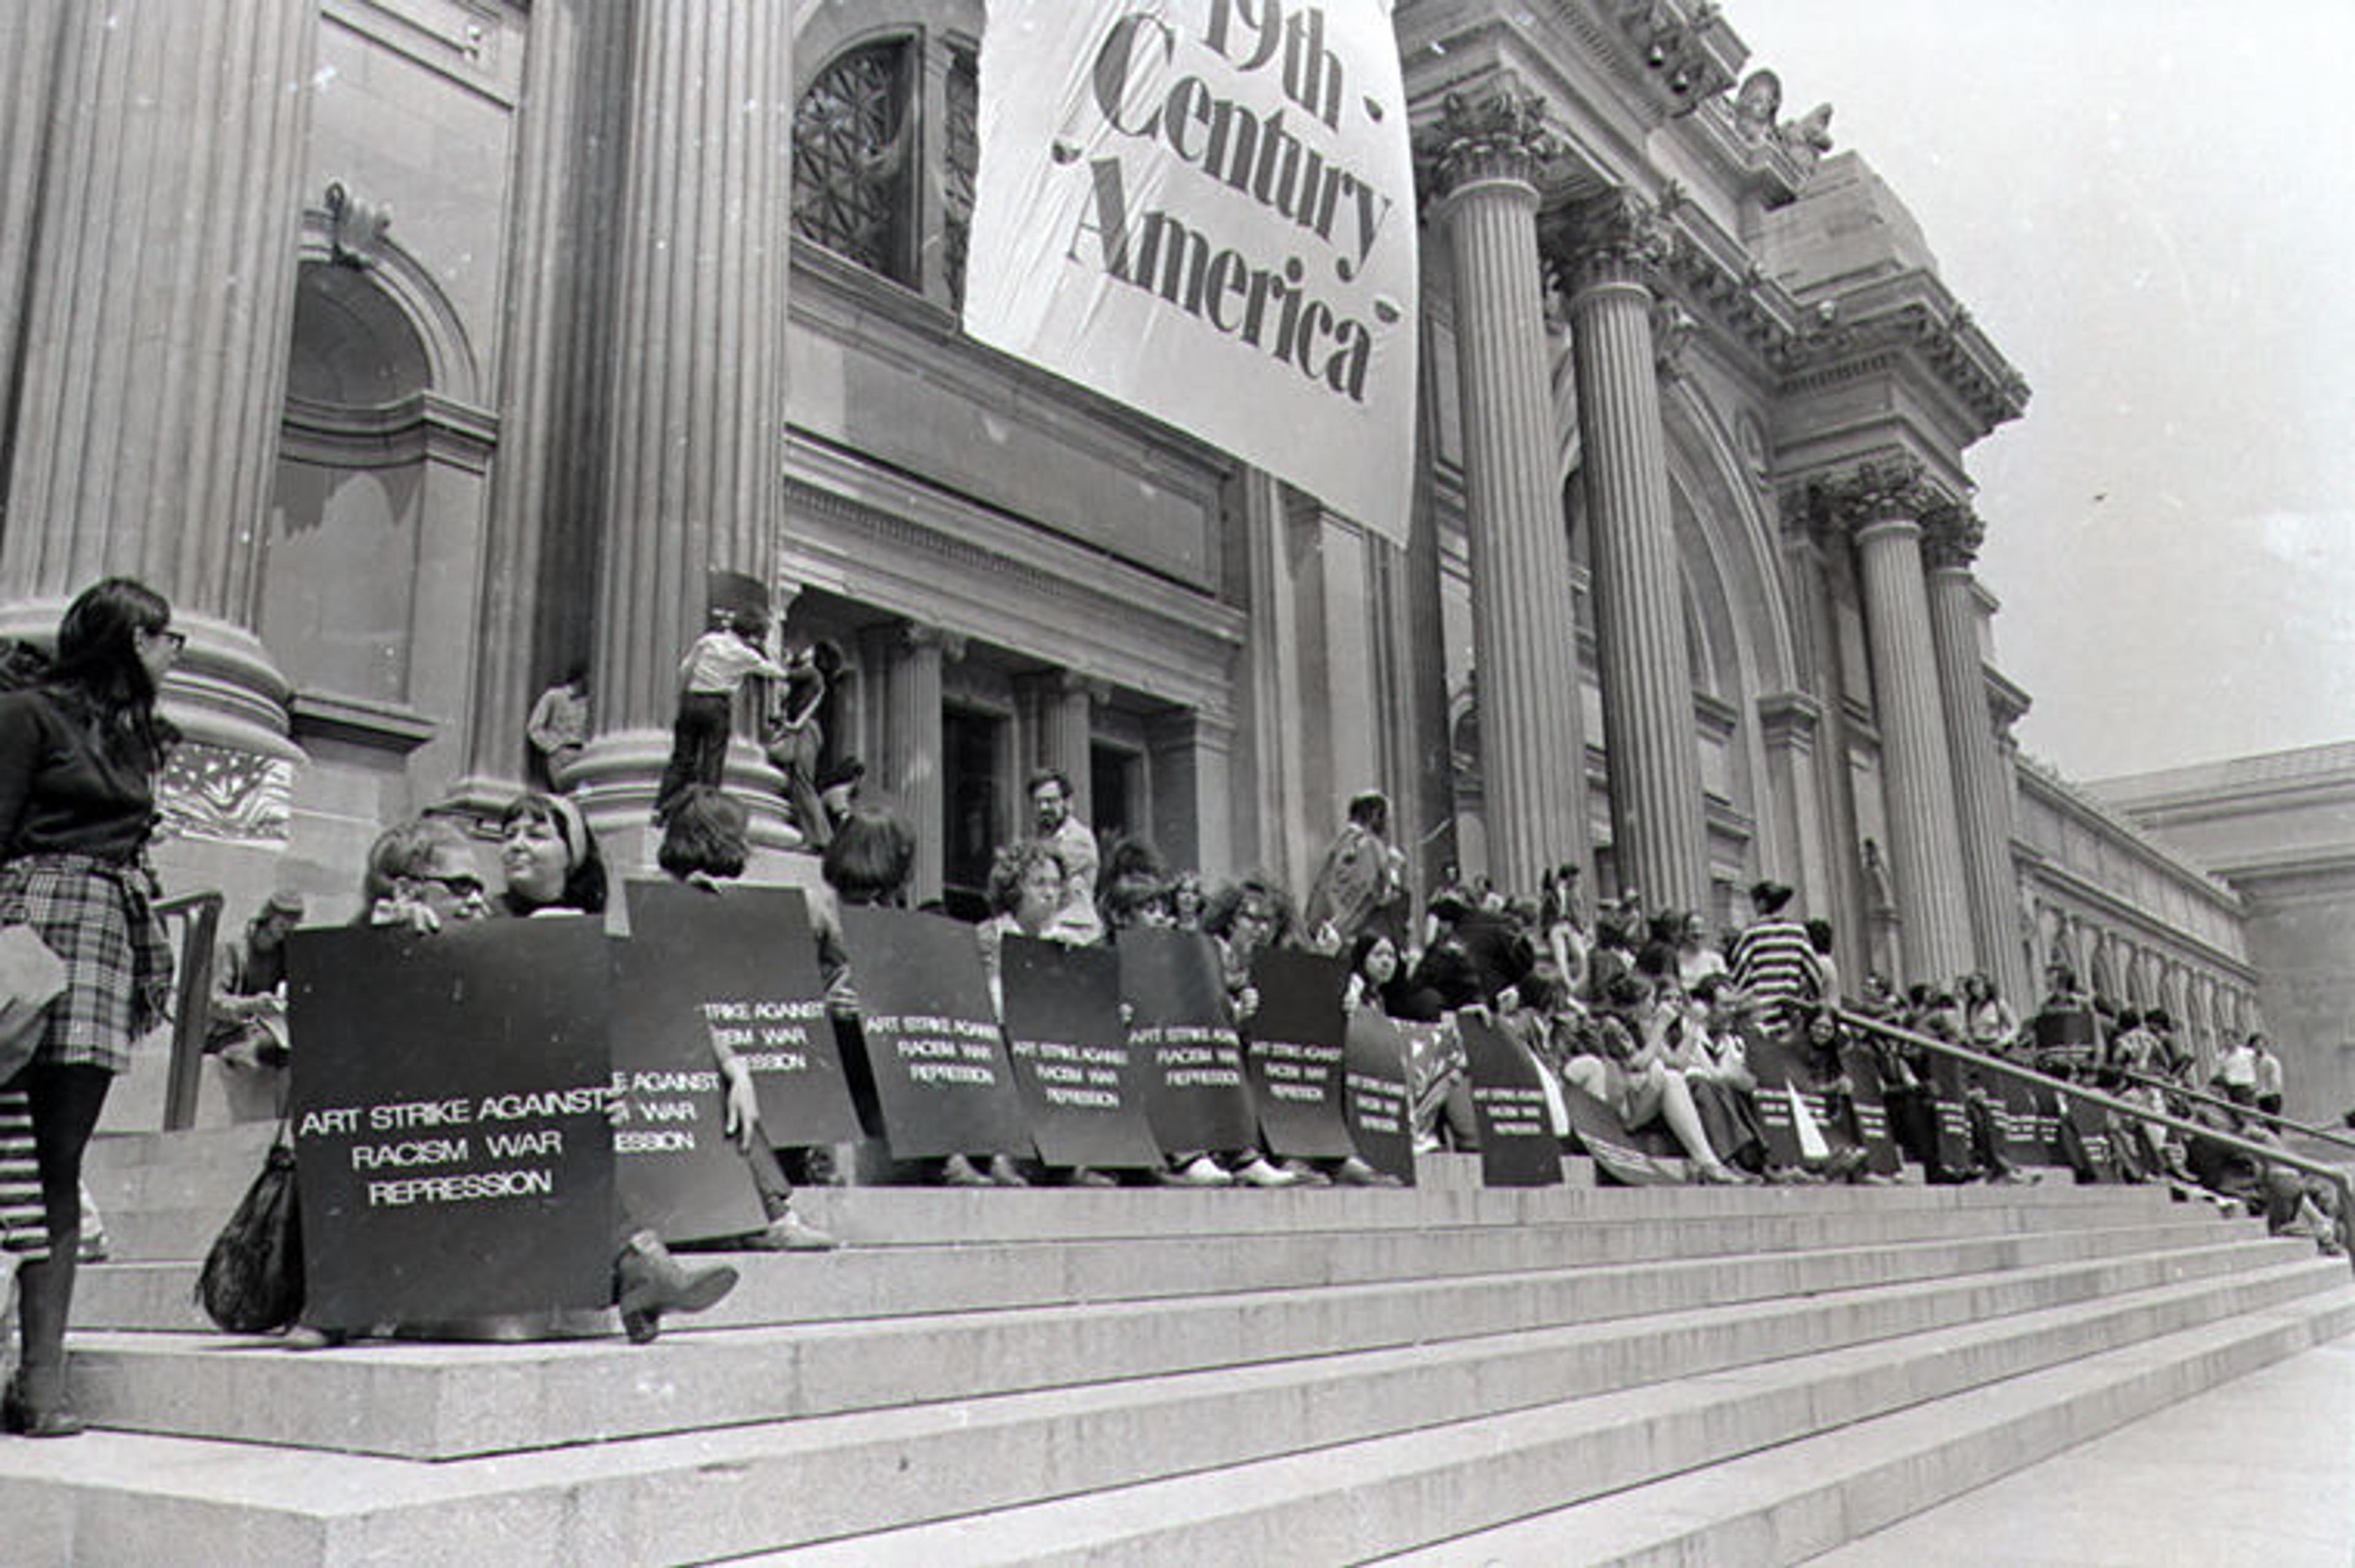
[
  {"xmin": 152, "ymin": 889, "xmax": 224, "ymax": 1132},
  {"xmin": 2108, "ymin": 1066, "xmax": 2355, "ymax": 1161},
  {"xmin": 1837, "ymin": 1008, "xmax": 2354, "ymax": 1273}
]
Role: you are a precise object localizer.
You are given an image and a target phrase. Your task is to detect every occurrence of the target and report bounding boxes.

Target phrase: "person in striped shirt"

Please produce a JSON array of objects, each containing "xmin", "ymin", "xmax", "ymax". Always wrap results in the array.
[{"xmin": 1727, "ymin": 879, "xmax": 1823, "ymax": 1031}]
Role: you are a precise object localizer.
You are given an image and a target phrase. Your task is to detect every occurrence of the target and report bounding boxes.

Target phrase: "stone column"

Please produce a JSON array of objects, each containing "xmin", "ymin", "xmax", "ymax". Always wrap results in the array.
[
  {"xmin": 1017, "ymin": 670, "xmax": 1094, "ymax": 822},
  {"xmin": 868, "ymin": 623, "xmax": 947, "ymax": 904},
  {"xmin": 1810, "ymin": 458, "xmax": 1975, "ymax": 985},
  {"xmin": 0, "ymin": 1, "xmax": 67, "ymax": 435},
  {"xmin": 451, "ymin": 0, "xmax": 635, "ymax": 807},
  {"xmin": 1924, "ymin": 507, "xmax": 2029, "ymax": 1000},
  {"xmin": 1416, "ymin": 85, "xmax": 1588, "ymax": 895},
  {"xmin": 0, "ymin": 0, "xmax": 321, "ymax": 755},
  {"xmin": 1558, "ymin": 191, "xmax": 1709, "ymax": 911},
  {"xmin": 569, "ymin": 0, "xmax": 793, "ymax": 826},
  {"xmin": 1149, "ymin": 709, "xmax": 1235, "ymax": 882}
]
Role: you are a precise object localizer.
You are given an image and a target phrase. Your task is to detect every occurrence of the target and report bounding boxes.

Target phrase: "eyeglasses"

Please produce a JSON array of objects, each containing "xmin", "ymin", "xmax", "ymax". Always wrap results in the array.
[
  {"xmin": 421, "ymin": 872, "xmax": 488, "ymax": 901},
  {"xmin": 146, "ymin": 627, "xmax": 186, "ymax": 652}
]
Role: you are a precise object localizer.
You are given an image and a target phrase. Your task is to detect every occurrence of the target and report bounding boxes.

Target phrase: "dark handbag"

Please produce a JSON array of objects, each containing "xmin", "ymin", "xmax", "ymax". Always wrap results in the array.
[{"xmin": 196, "ymin": 1131, "xmax": 304, "ymax": 1334}]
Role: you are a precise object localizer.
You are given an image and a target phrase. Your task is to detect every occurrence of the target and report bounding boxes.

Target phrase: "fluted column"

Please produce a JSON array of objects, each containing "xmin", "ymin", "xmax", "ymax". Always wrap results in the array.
[
  {"xmin": 1415, "ymin": 85, "xmax": 1588, "ymax": 895},
  {"xmin": 0, "ymin": 0, "xmax": 320, "ymax": 754},
  {"xmin": 0, "ymin": 1, "xmax": 67, "ymax": 437},
  {"xmin": 1924, "ymin": 507, "xmax": 2028, "ymax": 1000},
  {"xmin": 1559, "ymin": 191, "xmax": 1709, "ymax": 910},
  {"xmin": 870, "ymin": 623, "xmax": 948, "ymax": 903},
  {"xmin": 570, "ymin": 0, "xmax": 792, "ymax": 822},
  {"xmin": 1812, "ymin": 459, "xmax": 1975, "ymax": 985},
  {"xmin": 1018, "ymin": 670, "xmax": 1095, "ymax": 822},
  {"xmin": 451, "ymin": 0, "xmax": 635, "ymax": 807}
]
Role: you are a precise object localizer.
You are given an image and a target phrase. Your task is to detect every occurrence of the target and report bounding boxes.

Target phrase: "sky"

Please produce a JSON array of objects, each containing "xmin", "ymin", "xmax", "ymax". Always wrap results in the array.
[{"xmin": 1728, "ymin": 0, "xmax": 2355, "ymax": 780}]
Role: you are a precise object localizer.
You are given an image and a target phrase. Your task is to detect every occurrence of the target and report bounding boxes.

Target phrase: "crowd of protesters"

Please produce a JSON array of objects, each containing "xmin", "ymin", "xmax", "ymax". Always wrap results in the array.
[{"xmin": 2, "ymin": 583, "xmax": 2341, "ymax": 1438}]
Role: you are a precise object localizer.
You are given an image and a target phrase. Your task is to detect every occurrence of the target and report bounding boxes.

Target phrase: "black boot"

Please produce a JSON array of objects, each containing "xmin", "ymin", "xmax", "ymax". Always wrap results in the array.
[
  {"xmin": 611, "ymin": 1230, "xmax": 737, "ymax": 1345},
  {"xmin": 9, "ymin": 1253, "xmax": 85, "ymax": 1437}
]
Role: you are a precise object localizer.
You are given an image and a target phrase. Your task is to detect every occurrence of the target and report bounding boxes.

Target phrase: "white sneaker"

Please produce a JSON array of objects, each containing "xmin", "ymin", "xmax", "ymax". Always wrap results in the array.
[{"xmin": 1233, "ymin": 1155, "xmax": 1303, "ymax": 1188}]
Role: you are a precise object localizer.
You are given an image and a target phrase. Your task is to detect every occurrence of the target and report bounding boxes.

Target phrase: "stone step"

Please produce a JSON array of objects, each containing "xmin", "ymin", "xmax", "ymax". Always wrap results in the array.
[
  {"xmin": 768, "ymin": 1260, "xmax": 2352, "ymax": 1567},
  {"xmin": 64, "ymin": 1230, "xmax": 2305, "ymax": 1461},
  {"xmin": 86, "ymin": 1157, "xmax": 2180, "ymax": 1263},
  {"xmin": 1385, "ymin": 1292, "xmax": 2355, "ymax": 1566},
  {"xmin": 74, "ymin": 1196, "xmax": 2238, "ymax": 1333},
  {"xmin": 9, "ymin": 1252, "xmax": 2339, "ymax": 1567}
]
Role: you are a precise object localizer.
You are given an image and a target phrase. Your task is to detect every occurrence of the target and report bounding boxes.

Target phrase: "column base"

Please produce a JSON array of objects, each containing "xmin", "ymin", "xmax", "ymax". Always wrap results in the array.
[
  {"xmin": 565, "ymin": 727, "xmax": 808, "ymax": 873},
  {"xmin": 0, "ymin": 602, "xmax": 300, "ymax": 762}
]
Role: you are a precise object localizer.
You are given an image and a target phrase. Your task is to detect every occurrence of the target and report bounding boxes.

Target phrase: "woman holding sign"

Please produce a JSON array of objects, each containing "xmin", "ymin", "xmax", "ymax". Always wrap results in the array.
[{"xmin": 0, "ymin": 579, "xmax": 181, "ymax": 1436}]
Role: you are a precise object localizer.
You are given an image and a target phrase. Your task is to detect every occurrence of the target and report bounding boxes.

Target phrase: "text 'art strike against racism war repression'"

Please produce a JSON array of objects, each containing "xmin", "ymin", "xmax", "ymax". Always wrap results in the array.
[{"xmin": 281, "ymin": 896, "xmax": 1466, "ymax": 1321}]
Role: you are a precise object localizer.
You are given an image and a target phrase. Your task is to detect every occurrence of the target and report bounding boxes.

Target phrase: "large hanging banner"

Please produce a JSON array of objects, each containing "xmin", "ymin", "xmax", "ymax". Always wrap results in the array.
[{"xmin": 965, "ymin": 0, "xmax": 1419, "ymax": 543}]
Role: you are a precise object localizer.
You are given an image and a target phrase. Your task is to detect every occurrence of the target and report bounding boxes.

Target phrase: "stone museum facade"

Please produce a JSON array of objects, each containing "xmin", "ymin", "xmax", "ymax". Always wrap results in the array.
[{"xmin": 0, "ymin": 1, "xmax": 2280, "ymax": 1077}]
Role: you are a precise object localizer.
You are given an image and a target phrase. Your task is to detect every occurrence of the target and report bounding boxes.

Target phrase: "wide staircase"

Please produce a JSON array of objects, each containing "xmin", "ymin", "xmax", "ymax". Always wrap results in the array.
[{"xmin": 2, "ymin": 1124, "xmax": 2348, "ymax": 1565}]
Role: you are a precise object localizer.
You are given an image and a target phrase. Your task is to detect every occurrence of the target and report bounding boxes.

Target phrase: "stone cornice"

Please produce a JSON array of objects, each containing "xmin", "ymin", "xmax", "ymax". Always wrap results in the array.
[
  {"xmin": 1654, "ymin": 202, "xmax": 1800, "ymax": 367},
  {"xmin": 1414, "ymin": 78, "xmax": 1560, "ymax": 205},
  {"xmin": 780, "ymin": 434, "xmax": 1244, "ymax": 726},
  {"xmin": 1772, "ymin": 272, "xmax": 2031, "ymax": 437}
]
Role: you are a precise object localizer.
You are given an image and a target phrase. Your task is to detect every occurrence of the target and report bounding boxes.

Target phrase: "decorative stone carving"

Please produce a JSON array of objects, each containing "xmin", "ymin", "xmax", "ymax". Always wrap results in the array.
[
  {"xmin": 1553, "ymin": 189, "xmax": 1676, "ymax": 294},
  {"xmin": 1921, "ymin": 501, "xmax": 1986, "ymax": 570},
  {"xmin": 1612, "ymin": 0, "xmax": 1736, "ymax": 107},
  {"xmin": 1415, "ymin": 80, "xmax": 1557, "ymax": 203},
  {"xmin": 1650, "ymin": 299, "xmax": 1697, "ymax": 379},
  {"xmin": 324, "ymin": 180, "xmax": 392, "ymax": 270},
  {"xmin": 1733, "ymin": 70, "xmax": 1782, "ymax": 141},
  {"xmin": 1798, "ymin": 454, "xmax": 1956, "ymax": 538},
  {"xmin": 1783, "ymin": 102, "xmax": 1835, "ymax": 155}
]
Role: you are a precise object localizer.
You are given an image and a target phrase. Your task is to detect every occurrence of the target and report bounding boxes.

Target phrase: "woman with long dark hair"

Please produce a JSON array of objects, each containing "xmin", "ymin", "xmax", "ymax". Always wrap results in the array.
[{"xmin": 0, "ymin": 578, "xmax": 182, "ymax": 1435}]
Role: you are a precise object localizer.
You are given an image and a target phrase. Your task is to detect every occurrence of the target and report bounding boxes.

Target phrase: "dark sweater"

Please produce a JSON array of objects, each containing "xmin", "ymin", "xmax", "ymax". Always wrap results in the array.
[{"xmin": 0, "ymin": 689, "xmax": 158, "ymax": 861}]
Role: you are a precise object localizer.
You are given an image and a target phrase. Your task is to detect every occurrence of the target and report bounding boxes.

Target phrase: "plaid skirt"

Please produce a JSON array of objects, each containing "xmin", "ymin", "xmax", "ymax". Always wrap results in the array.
[
  {"xmin": 0, "ymin": 1086, "xmax": 45, "ymax": 1261},
  {"xmin": 0, "ymin": 852, "xmax": 173, "ymax": 1076}
]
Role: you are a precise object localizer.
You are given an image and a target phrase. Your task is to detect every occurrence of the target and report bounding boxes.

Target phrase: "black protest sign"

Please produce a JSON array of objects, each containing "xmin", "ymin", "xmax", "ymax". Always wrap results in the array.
[
  {"xmin": 1925, "ymin": 1052, "xmax": 1975, "ymax": 1177},
  {"xmin": 2059, "ymin": 1092, "xmax": 2116, "ymax": 1182},
  {"xmin": 1994, "ymin": 1077, "xmax": 2047, "ymax": 1166},
  {"xmin": 1341, "ymin": 1008, "xmax": 1415, "ymax": 1184},
  {"xmin": 605, "ymin": 884, "xmax": 772, "ymax": 1242},
  {"xmin": 1458, "ymin": 1012, "xmax": 1563, "ymax": 1187},
  {"xmin": 285, "ymin": 919, "xmax": 615, "ymax": 1331},
  {"xmin": 618, "ymin": 880, "xmax": 860, "ymax": 1147},
  {"xmin": 839, "ymin": 906, "xmax": 1032, "ymax": 1160},
  {"xmin": 1242, "ymin": 949, "xmax": 1355, "ymax": 1160},
  {"xmin": 2031, "ymin": 1084, "xmax": 2070, "ymax": 1164},
  {"xmin": 1838, "ymin": 1043, "xmax": 1905, "ymax": 1176},
  {"xmin": 1745, "ymin": 1031, "xmax": 1814, "ymax": 1169},
  {"xmin": 1000, "ymin": 935, "xmax": 1161, "ymax": 1170},
  {"xmin": 1118, "ymin": 927, "xmax": 1258, "ymax": 1155}
]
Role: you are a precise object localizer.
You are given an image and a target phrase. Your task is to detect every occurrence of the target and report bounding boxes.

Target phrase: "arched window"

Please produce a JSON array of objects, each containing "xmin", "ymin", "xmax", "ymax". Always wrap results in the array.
[
  {"xmin": 791, "ymin": 31, "xmax": 982, "ymax": 309},
  {"xmin": 792, "ymin": 39, "xmax": 914, "ymax": 284}
]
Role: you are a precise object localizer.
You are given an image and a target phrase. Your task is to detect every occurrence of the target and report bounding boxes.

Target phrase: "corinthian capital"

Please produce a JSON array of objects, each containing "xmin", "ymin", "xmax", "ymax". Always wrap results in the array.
[
  {"xmin": 1921, "ymin": 501, "xmax": 1986, "ymax": 570},
  {"xmin": 1550, "ymin": 189, "xmax": 1677, "ymax": 294},
  {"xmin": 1415, "ymin": 78, "xmax": 1557, "ymax": 204},
  {"xmin": 1794, "ymin": 454, "xmax": 1956, "ymax": 540}
]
